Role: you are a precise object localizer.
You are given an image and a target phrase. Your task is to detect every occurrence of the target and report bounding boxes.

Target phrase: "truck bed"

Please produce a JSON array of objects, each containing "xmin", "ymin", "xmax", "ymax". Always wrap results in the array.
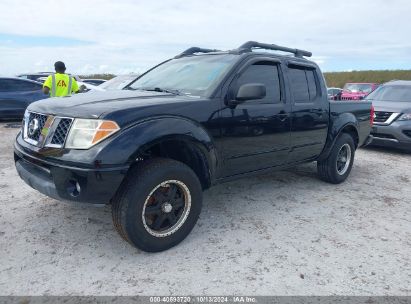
[{"xmin": 329, "ymin": 100, "xmax": 373, "ymax": 147}]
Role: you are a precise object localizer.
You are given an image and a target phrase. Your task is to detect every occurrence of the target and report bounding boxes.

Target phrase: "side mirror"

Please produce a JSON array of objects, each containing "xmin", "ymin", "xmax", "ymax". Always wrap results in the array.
[
  {"xmin": 79, "ymin": 84, "xmax": 88, "ymax": 93},
  {"xmin": 233, "ymin": 83, "xmax": 266, "ymax": 104}
]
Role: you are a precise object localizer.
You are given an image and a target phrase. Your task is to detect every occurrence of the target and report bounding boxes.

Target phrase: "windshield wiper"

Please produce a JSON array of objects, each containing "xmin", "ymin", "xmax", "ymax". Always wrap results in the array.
[{"xmin": 133, "ymin": 87, "xmax": 182, "ymax": 95}]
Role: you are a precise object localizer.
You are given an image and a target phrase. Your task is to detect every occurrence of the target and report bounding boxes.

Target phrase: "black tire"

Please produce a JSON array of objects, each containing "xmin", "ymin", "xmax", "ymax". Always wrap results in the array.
[
  {"xmin": 112, "ymin": 158, "xmax": 203, "ymax": 252},
  {"xmin": 317, "ymin": 133, "xmax": 355, "ymax": 184}
]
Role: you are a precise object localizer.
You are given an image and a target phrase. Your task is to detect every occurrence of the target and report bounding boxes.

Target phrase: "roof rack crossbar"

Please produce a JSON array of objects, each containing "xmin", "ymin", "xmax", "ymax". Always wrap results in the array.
[
  {"xmin": 175, "ymin": 47, "xmax": 220, "ymax": 58},
  {"xmin": 238, "ymin": 41, "xmax": 312, "ymax": 58}
]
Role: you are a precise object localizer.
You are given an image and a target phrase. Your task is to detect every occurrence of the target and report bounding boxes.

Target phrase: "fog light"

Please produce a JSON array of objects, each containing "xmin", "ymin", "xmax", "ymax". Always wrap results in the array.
[{"xmin": 67, "ymin": 180, "xmax": 81, "ymax": 197}]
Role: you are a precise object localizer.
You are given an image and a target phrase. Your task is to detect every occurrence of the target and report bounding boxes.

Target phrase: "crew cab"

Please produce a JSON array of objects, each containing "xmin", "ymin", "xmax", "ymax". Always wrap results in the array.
[{"xmin": 14, "ymin": 41, "xmax": 373, "ymax": 252}]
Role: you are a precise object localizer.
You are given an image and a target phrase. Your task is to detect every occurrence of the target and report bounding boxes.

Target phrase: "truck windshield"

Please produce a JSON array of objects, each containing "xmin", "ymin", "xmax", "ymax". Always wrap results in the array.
[
  {"xmin": 366, "ymin": 85, "xmax": 411, "ymax": 102},
  {"xmin": 128, "ymin": 54, "xmax": 237, "ymax": 97},
  {"xmin": 343, "ymin": 83, "xmax": 373, "ymax": 93}
]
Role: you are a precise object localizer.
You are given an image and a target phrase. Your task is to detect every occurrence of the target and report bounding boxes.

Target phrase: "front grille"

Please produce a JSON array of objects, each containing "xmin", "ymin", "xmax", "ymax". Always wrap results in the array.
[
  {"xmin": 50, "ymin": 118, "xmax": 72, "ymax": 145},
  {"xmin": 23, "ymin": 112, "xmax": 73, "ymax": 148},
  {"xmin": 374, "ymin": 111, "xmax": 393, "ymax": 123},
  {"xmin": 26, "ymin": 112, "xmax": 48, "ymax": 142}
]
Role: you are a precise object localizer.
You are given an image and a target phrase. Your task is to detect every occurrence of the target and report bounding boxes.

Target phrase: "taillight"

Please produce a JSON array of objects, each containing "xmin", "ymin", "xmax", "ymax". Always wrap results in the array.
[{"xmin": 370, "ymin": 105, "xmax": 375, "ymax": 126}]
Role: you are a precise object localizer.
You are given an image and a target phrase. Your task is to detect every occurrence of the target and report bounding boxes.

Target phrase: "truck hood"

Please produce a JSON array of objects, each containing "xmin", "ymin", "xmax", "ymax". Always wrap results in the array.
[
  {"xmin": 371, "ymin": 100, "xmax": 411, "ymax": 113},
  {"xmin": 27, "ymin": 90, "xmax": 198, "ymax": 126}
]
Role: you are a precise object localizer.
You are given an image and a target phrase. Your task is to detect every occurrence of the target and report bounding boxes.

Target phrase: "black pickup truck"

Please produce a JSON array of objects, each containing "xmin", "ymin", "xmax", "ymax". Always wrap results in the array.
[{"xmin": 14, "ymin": 41, "xmax": 373, "ymax": 252}]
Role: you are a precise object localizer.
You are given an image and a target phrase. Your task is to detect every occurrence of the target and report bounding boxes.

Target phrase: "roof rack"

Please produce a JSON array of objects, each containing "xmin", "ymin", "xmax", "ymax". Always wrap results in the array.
[
  {"xmin": 237, "ymin": 41, "xmax": 312, "ymax": 58},
  {"xmin": 175, "ymin": 47, "xmax": 220, "ymax": 58}
]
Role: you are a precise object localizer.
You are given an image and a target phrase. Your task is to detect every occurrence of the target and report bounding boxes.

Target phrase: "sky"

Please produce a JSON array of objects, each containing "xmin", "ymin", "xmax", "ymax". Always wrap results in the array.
[{"xmin": 0, "ymin": 0, "xmax": 410, "ymax": 76}]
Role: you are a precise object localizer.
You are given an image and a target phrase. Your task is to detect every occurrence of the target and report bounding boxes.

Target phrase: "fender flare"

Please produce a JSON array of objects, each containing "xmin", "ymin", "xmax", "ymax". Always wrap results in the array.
[
  {"xmin": 317, "ymin": 113, "xmax": 359, "ymax": 161},
  {"xmin": 96, "ymin": 116, "xmax": 218, "ymax": 182}
]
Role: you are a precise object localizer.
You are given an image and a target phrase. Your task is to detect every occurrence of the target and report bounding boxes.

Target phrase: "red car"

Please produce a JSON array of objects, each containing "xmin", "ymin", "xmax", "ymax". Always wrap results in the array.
[{"xmin": 341, "ymin": 83, "xmax": 379, "ymax": 100}]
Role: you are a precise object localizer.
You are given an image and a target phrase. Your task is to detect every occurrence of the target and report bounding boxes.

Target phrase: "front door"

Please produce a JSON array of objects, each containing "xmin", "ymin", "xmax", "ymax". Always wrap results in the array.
[{"xmin": 219, "ymin": 59, "xmax": 291, "ymax": 177}]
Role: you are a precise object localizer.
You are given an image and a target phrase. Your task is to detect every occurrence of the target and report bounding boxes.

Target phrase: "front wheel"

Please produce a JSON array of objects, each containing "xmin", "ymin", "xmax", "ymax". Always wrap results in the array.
[
  {"xmin": 317, "ymin": 133, "xmax": 356, "ymax": 184},
  {"xmin": 112, "ymin": 158, "xmax": 203, "ymax": 252}
]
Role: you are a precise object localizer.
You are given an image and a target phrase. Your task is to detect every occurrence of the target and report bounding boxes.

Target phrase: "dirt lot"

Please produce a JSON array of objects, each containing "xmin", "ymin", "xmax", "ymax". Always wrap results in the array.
[{"xmin": 0, "ymin": 122, "xmax": 410, "ymax": 296}]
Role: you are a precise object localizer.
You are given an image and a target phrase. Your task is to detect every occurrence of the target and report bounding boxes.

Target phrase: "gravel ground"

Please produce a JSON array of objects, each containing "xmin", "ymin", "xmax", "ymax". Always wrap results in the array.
[{"xmin": 0, "ymin": 122, "xmax": 410, "ymax": 296}]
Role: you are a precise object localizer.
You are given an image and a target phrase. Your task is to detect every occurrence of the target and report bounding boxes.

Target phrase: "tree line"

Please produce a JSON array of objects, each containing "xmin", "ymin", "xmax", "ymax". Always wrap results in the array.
[{"xmin": 324, "ymin": 70, "xmax": 411, "ymax": 88}]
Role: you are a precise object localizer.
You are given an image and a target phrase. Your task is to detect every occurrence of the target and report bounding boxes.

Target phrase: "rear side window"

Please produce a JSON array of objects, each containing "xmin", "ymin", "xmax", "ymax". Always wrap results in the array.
[
  {"xmin": 289, "ymin": 67, "xmax": 319, "ymax": 102},
  {"xmin": 288, "ymin": 68, "xmax": 309, "ymax": 102},
  {"xmin": 236, "ymin": 62, "xmax": 282, "ymax": 103},
  {"xmin": 306, "ymin": 70, "xmax": 317, "ymax": 99}
]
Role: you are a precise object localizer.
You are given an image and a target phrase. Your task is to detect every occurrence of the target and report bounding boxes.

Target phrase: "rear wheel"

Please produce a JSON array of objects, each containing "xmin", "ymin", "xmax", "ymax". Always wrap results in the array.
[
  {"xmin": 317, "ymin": 133, "xmax": 355, "ymax": 184},
  {"xmin": 112, "ymin": 158, "xmax": 202, "ymax": 252}
]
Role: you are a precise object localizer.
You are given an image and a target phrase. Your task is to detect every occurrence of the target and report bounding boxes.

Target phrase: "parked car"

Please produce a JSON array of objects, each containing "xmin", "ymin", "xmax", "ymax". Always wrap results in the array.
[
  {"xmin": 366, "ymin": 80, "xmax": 411, "ymax": 150},
  {"xmin": 14, "ymin": 41, "xmax": 373, "ymax": 252},
  {"xmin": 17, "ymin": 72, "xmax": 53, "ymax": 83},
  {"xmin": 24, "ymin": 76, "xmax": 102, "ymax": 93},
  {"xmin": 341, "ymin": 83, "xmax": 379, "ymax": 100},
  {"xmin": 327, "ymin": 87, "xmax": 342, "ymax": 100},
  {"xmin": 82, "ymin": 79, "xmax": 107, "ymax": 86},
  {"xmin": 99, "ymin": 74, "xmax": 139, "ymax": 91},
  {"xmin": 0, "ymin": 77, "xmax": 46, "ymax": 119},
  {"xmin": 18, "ymin": 73, "xmax": 82, "ymax": 84}
]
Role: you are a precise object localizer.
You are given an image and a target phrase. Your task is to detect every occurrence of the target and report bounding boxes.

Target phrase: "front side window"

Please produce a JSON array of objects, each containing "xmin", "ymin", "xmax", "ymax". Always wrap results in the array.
[
  {"xmin": 366, "ymin": 85, "xmax": 411, "ymax": 102},
  {"xmin": 128, "ymin": 54, "xmax": 238, "ymax": 97},
  {"xmin": 235, "ymin": 62, "xmax": 282, "ymax": 103}
]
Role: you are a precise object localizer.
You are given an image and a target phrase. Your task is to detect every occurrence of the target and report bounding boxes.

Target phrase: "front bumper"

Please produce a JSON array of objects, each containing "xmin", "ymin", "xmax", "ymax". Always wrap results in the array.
[
  {"xmin": 14, "ymin": 141, "xmax": 129, "ymax": 204},
  {"xmin": 370, "ymin": 121, "xmax": 411, "ymax": 150}
]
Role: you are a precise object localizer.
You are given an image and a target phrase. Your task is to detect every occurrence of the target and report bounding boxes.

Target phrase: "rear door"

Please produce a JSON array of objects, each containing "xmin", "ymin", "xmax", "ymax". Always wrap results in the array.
[
  {"xmin": 219, "ymin": 58, "xmax": 291, "ymax": 176},
  {"xmin": 286, "ymin": 63, "xmax": 329, "ymax": 162}
]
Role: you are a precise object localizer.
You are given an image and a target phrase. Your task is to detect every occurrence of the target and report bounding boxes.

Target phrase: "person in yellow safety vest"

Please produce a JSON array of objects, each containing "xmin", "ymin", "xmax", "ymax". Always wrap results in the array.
[{"xmin": 42, "ymin": 61, "xmax": 79, "ymax": 97}]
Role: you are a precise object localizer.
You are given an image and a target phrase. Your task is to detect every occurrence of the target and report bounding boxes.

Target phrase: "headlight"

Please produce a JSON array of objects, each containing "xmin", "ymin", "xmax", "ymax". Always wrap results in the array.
[
  {"xmin": 65, "ymin": 119, "xmax": 120, "ymax": 149},
  {"xmin": 398, "ymin": 113, "xmax": 411, "ymax": 121}
]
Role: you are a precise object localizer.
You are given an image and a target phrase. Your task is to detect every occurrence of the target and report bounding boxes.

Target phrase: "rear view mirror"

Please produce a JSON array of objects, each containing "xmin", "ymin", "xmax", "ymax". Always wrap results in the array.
[{"xmin": 235, "ymin": 83, "xmax": 266, "ymax": 103}]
